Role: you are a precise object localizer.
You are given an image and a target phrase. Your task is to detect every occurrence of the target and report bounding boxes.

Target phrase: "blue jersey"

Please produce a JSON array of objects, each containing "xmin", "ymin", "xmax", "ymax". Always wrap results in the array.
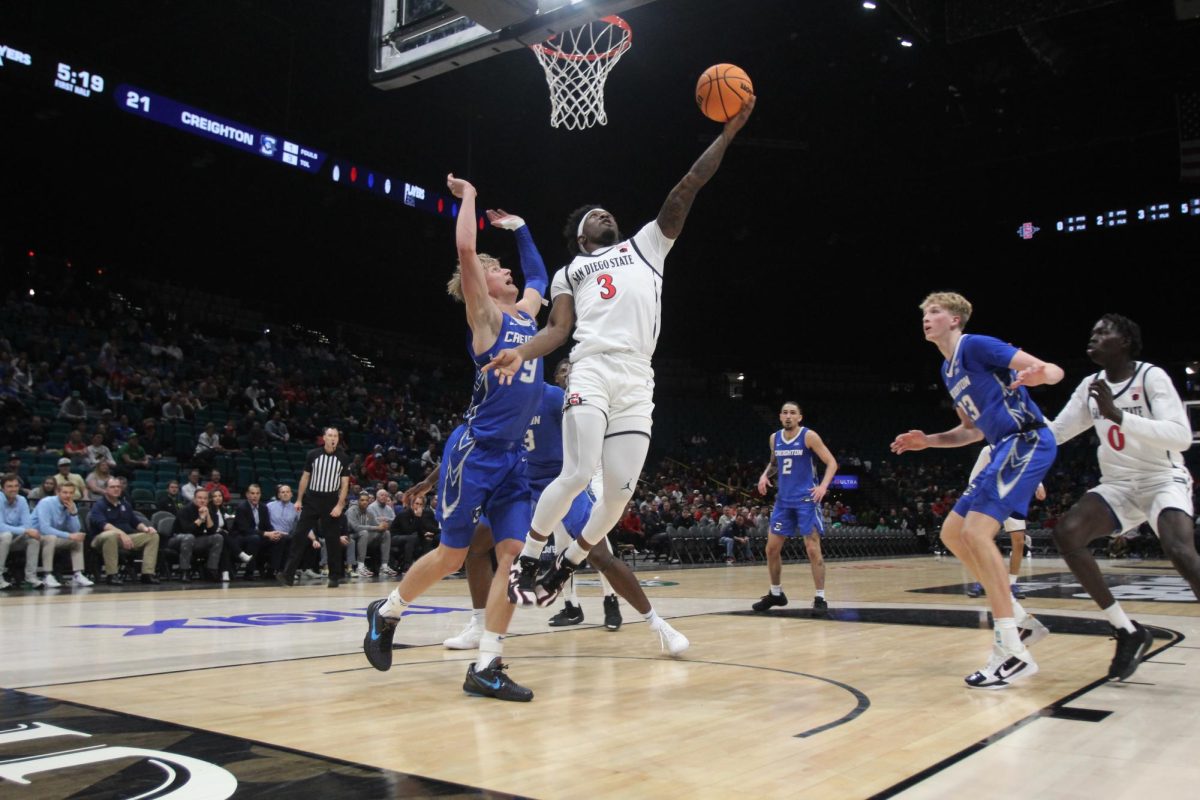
[
  {"xmin": 942, "ymin": 334, "xmax": 1045, "ymax": 445},
  {"xmin": 774, "ymin": 427, "xmax": 816, "ymax": 508},
  {"xmin": 525, "ymin": 384, "xmax": 565, "ymax": 491},
  {"xmin": 463, "ymin": 311, "xmax": 543, "ymax": 443}
]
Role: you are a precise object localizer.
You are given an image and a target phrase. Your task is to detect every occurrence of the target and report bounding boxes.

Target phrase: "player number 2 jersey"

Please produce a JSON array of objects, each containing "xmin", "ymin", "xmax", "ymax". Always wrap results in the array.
[
  {"xmin": 1048, "ymin": 362, "xmax": 1192, "ymax": 482},
  {"xmin": 774, "ymin": 427, "xmax": 816, "ymax": 507},
  {"xmin": 550, "ymin": 221, "xmax": 674, "ymax": 363}
]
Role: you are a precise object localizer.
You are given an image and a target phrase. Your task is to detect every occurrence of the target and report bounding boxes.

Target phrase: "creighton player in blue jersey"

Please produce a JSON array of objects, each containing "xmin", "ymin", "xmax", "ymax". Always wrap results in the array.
[
  {"xmin": 363, "ymin": 174, "xmax": 546, "ymax": 702},
  {"xmin": 892, "ymin": 291, "xmax": 1061, "ymax": 689},
  {"xmin": 529, "ymin": 361, "xmax": 622, "ymax": 629},
  {"xmin": 752, "ymin": 402, "xmax": 839, "ymax": 615}
]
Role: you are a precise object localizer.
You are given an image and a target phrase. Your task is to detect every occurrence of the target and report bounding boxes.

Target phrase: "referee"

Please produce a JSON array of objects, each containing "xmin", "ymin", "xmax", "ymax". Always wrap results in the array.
[{"xmin": 278, "ymin": 427, "xmax": 352, "ymax": 588}]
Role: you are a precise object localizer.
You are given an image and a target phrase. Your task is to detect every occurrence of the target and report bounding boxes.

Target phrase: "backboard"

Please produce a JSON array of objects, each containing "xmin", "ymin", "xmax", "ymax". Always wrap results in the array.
[{"xmin": 369, "ymin": 0, "xmax": 656, "ymax": 89}]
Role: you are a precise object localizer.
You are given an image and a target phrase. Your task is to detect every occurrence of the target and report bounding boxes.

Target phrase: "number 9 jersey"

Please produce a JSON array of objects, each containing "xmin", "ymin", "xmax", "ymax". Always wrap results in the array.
[{"xmin": 463, "ymin": 311, "xmax": 544, "ymax": 443}]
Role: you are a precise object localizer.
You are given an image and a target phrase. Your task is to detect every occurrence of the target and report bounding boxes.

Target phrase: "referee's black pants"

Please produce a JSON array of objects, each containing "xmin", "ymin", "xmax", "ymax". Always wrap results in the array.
[{"xmin": 283, "ymin": 492, "xmax": 344, "ymax": 579}]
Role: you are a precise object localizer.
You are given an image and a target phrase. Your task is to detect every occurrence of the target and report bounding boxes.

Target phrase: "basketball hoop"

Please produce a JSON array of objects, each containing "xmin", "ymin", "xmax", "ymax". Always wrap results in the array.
[{"xmin": 531, "ymin": 15, "xmax": 632, "ymax": 130}]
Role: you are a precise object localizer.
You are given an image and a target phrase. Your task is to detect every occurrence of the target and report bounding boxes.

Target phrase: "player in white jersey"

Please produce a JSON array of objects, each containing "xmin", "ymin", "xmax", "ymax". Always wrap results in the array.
[
  {"xmin": 1046, "ymin": 314, "xmax": 1198, "ymax": 681},
  {"xmin": 487, "ymin": 96, "xmax": 756, "ymax": 650},
  {"xmin": 964, "ymin": 445, "xmax": 1046, "ymax": 600}
]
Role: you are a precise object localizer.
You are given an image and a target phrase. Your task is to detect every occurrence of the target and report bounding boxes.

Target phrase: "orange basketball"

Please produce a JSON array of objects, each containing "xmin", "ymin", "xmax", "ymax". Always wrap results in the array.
[{"xmin": 695, "ymin": 63, "xmax": 753, "ymax": 122}]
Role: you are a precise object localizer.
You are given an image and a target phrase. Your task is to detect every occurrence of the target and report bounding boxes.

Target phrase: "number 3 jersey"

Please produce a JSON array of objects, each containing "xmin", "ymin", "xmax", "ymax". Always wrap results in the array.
[
  {"xmin": 941, "ymin": 334, "xmax": 1046, "ymax": 445},
  {"xmin": 549, "ymin": 222, "xmax": 674, "ymax": 363},
  {"xmin": 1048, "ymin": 362, "xmax": 1192, "ymax": 482},
  {"xmin": 463, "ymin": 311, "xmax": 544, "ymax": 443}
]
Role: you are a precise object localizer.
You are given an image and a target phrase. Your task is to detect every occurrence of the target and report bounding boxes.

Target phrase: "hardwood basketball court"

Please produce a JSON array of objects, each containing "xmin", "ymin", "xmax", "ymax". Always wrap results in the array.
[{"xmin": 3, "ymin": 555, "xmax": 1197, "ymax": 798}]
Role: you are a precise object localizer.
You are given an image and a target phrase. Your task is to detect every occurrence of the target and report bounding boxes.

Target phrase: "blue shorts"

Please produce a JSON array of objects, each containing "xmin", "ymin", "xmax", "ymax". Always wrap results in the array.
[
  {"xmin": 531, "ymin": 483, "xmax": 594, "ymax": 539},
  {"xmin": 435, "ymin": 427, "xmax": 531, "ymax": 549},
  {"xmin": 769, "ymin": 500, "xmax": 824, "ymax": 537},
  {"xmin": 953, "ymin": 428, "xmax": 1056, "ymax": 524}
]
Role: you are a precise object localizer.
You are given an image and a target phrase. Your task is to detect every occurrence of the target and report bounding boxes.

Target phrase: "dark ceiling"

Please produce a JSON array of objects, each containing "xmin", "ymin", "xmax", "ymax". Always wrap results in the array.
[{"xmin": 3, "ymin": 0, "xmax": 1198, "ymax": 374}]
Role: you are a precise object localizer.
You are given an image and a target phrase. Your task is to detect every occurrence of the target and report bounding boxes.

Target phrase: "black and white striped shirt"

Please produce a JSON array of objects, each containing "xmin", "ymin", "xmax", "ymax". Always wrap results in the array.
[{"xmin": 304, "ymin": 447, "xmax": 351, "ymax": 493}]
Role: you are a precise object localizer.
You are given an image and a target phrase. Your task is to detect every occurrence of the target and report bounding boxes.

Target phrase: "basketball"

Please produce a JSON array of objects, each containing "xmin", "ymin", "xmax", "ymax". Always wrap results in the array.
[{"xmin": 695, "ymin": 63, "xmax": 753, "ymax": 122}]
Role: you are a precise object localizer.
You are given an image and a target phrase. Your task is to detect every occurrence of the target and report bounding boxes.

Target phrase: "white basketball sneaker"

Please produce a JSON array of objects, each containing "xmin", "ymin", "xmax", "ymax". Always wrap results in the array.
[
  {"xmin": 965, "ymin": 644, "xmax": 1038, "ymax": 689},
  {"xmin": 653, "ymin": 620, "xmax": 689, "ymax": 657},
  {"xmin": 443, "ymin": 617, "xmax": 483, "ymax": 650}
]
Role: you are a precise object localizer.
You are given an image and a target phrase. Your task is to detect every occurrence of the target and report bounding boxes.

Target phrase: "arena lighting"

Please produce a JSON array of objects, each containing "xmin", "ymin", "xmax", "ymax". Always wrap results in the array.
[
  {"xmin": 384, "ymin": 178, "xmax": 392, "ymax": 194},
  {"xmin": 27, "ymin": 250, "xmax": 35, "ymax": 257},
  {"xmin": 350, "ymin": 166, "xmax": 358, "ymax": 182},
  {"xmin": 332, "ymin": 165, "xmax": 341, "ymax": 182},
  {"xmin": 899, "ymin": 38, "xmax": 914, "ymax": 47},
  {"xmin": 862, "ymin": 1, "xmax": 878, "ymax": 9},
  {"xmin": 28, "ymin": 289, "xmax": 35, "ymax": 297},
  {"xmin": 1187, "ymin": 363, "xmax": 1198, "ymax": 376}
]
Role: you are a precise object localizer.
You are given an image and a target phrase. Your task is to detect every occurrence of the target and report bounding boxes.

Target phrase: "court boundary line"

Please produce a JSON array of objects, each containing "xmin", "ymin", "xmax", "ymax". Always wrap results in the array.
[{"xmin": 867, "ymin": 623, "xmax": 1185, "ymax": 799}]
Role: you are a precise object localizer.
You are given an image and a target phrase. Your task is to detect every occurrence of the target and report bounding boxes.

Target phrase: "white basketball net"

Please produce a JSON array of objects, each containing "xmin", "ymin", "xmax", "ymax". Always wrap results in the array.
[{"xmin": 531, "ymin": 15, "xmax": 632, "ymax": 130}]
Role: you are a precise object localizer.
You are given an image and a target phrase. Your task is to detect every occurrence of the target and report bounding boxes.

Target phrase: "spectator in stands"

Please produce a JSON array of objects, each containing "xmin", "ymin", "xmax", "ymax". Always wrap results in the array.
[
  {"xmin": 85, "ymin": 460, "xmax": 114, "ymax": 499},
  {"xmin": 63, "ymin": 430, "xmax": 89, "ymax": 467},
  {"xmin": 114, "ymin": 433, "xmax": 150, "ymax": 477},
  {"xmin": 156, "ymin": 480, "xmax": 187, "ymax": 514},
  {"xmin": 209, "ymin": 489, "xmax": 232, "ymax": 534},
  {"xmin": 719, "ymin": 512, "xmax": 753, "ymax": 564},
  {"xmin": 263, "ymin": 484, "xmax": 298, "ymax": 577},
  {"xmin": 389, "ymin": 494, "xmax": 438, "ymax": 572},
  {"xmin": 247, "ymin": 422, "xmax": 269, "ymax": 450},
  {"xmin": 52, "ymin": 457, "xmax": 88, "ymax": 500},
  {"xmin": 139, "ymin": 418, "xmax": 169, "ymax": 458},
  {"xmin": 22, "ymin": 416, "xmax": 49, "ymax": 451},
  {"xmin": 346, "ymin": 491, "xmax": 378, "ymax": 577},
  {"xmin": 1, "ymin": 473, "xmax": 44, "ymax": 589},
  {"xmin": 204, "ymin": 470, "xmax": 232, "ymax": 502},
  {"xmin": 181, "ymin": 469, "xmax": 202, "ymax": 503},
  {"xmin": 230, "ymin": 483, "xmax": 271, "ymax": 580},
  {"xmin": 195, "ymin": 422, "xmax": 222, "ymax": 465},
  {"xmin": 161, "ymin": 394, "xmax": 186, "ymax": 423},
  {"xmin": 614, "ymin": 502, "xmax": 646, "ymax": 552},
  {"xmin": 58, "ymin": 390, "xmax": 88, "ymax": 424},
  {"xmin": 4, "ymin": 455, "xmax": 29, "ymax": 493},
  {"xmin": 31, "ymin": 482, "xmax": 92, "ymax": 587},
  {"xmin": 171, "ymin": 488, "xmax": 224, "ymax": 582},
  {"xmin": 717, "ymin": 505, "xmax": 738, "ymax": 531},
  {"xmin": 364, "ymin": 445, "xmax": 389, "ymax": 484},
  {"xmin": 265, "ymin": 411, "xmax": 290, "ymax": 444},
  {"xmin": 29, "ymin": 476, "xmax": 59, "ymax": 503},
  {"xmin": 87, "ymin": 476, "xmax": 160, "ymax": 585},
  {"xmin": 367, "ymin": 488, "xmax": 397, "ymax": 576},
  {"xmin": 218, "ymin": 421, "xmax": 241, "ymax": 452},
  {"xmin": 85, "ymin": 432, "xmax": 115, "ymax": 470}
]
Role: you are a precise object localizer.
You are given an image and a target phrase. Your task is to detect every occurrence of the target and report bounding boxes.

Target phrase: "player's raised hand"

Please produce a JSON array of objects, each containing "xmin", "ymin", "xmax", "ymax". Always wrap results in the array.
[
  {"xmin": 1010, "ymin": 364, "xmax": 1049, "ymax": 389},
  {"xmin": 891, "ymin": 430, "xmax": 929, "ymax": 454},
  {"xmin": 724, "ymin": 93, "xmax": 756, "ymax": 137},
  {"xmin": 757, "ymin": 474, "xmax": 770, "ymax": 496},
  {"xmin": 486, "ymin": 208, "xmax": 526, "ymax": 231},
  {"xmin": 1088, "ymin": 378, "xmax": 1122, "ymax": 423},
  {"xmin": 446, "ymin": 173, "xmax": 475, "ymax": 199},
  {"xmin": 482, "ymin": 348, "xmax": 524, "ymax": 385}
]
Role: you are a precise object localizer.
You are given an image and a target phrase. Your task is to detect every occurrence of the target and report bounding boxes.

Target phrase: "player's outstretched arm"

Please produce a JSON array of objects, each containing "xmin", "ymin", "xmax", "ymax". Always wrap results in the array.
[
  {"xmin": 656, "ymin": 95, "xmax": 756, "ymax": 239},
  {"xmin": 892, "ymin": 411, "xmax": 984, "ymax": 453},
  {"xmin": 1047, "ymin": 376, "xmax": 1092, "ymax": 445},
  {"xmin": 487, "ymin": 208, "xmax": 548, "ymax": 318},
  {"xmin": 447, "ymin": 173, "xmax": 502, "ymax": 341},
  {"xmin": 805, "ymin": 430, "xmax": 838, "ymax": 502},
  {"xmin": 1008, "ymin": 350, "xmax": 1065, "ymax": 389},
  {"xmin": 484, "ymin": 293, "xmax": 576, "ymax": 384}
]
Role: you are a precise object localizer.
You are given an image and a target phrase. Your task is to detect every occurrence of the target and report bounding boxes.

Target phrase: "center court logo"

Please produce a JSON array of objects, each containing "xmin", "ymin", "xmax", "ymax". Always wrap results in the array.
[{"xmin": 73, "ymin": 603, "xmax": 464, "ymax": 636}]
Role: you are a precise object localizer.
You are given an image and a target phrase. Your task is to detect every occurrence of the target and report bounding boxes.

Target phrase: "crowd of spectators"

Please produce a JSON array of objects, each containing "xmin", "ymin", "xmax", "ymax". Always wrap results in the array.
[{"xmin": 1, "ymin": 281, "xmax": 1190, "ymax": 588}]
